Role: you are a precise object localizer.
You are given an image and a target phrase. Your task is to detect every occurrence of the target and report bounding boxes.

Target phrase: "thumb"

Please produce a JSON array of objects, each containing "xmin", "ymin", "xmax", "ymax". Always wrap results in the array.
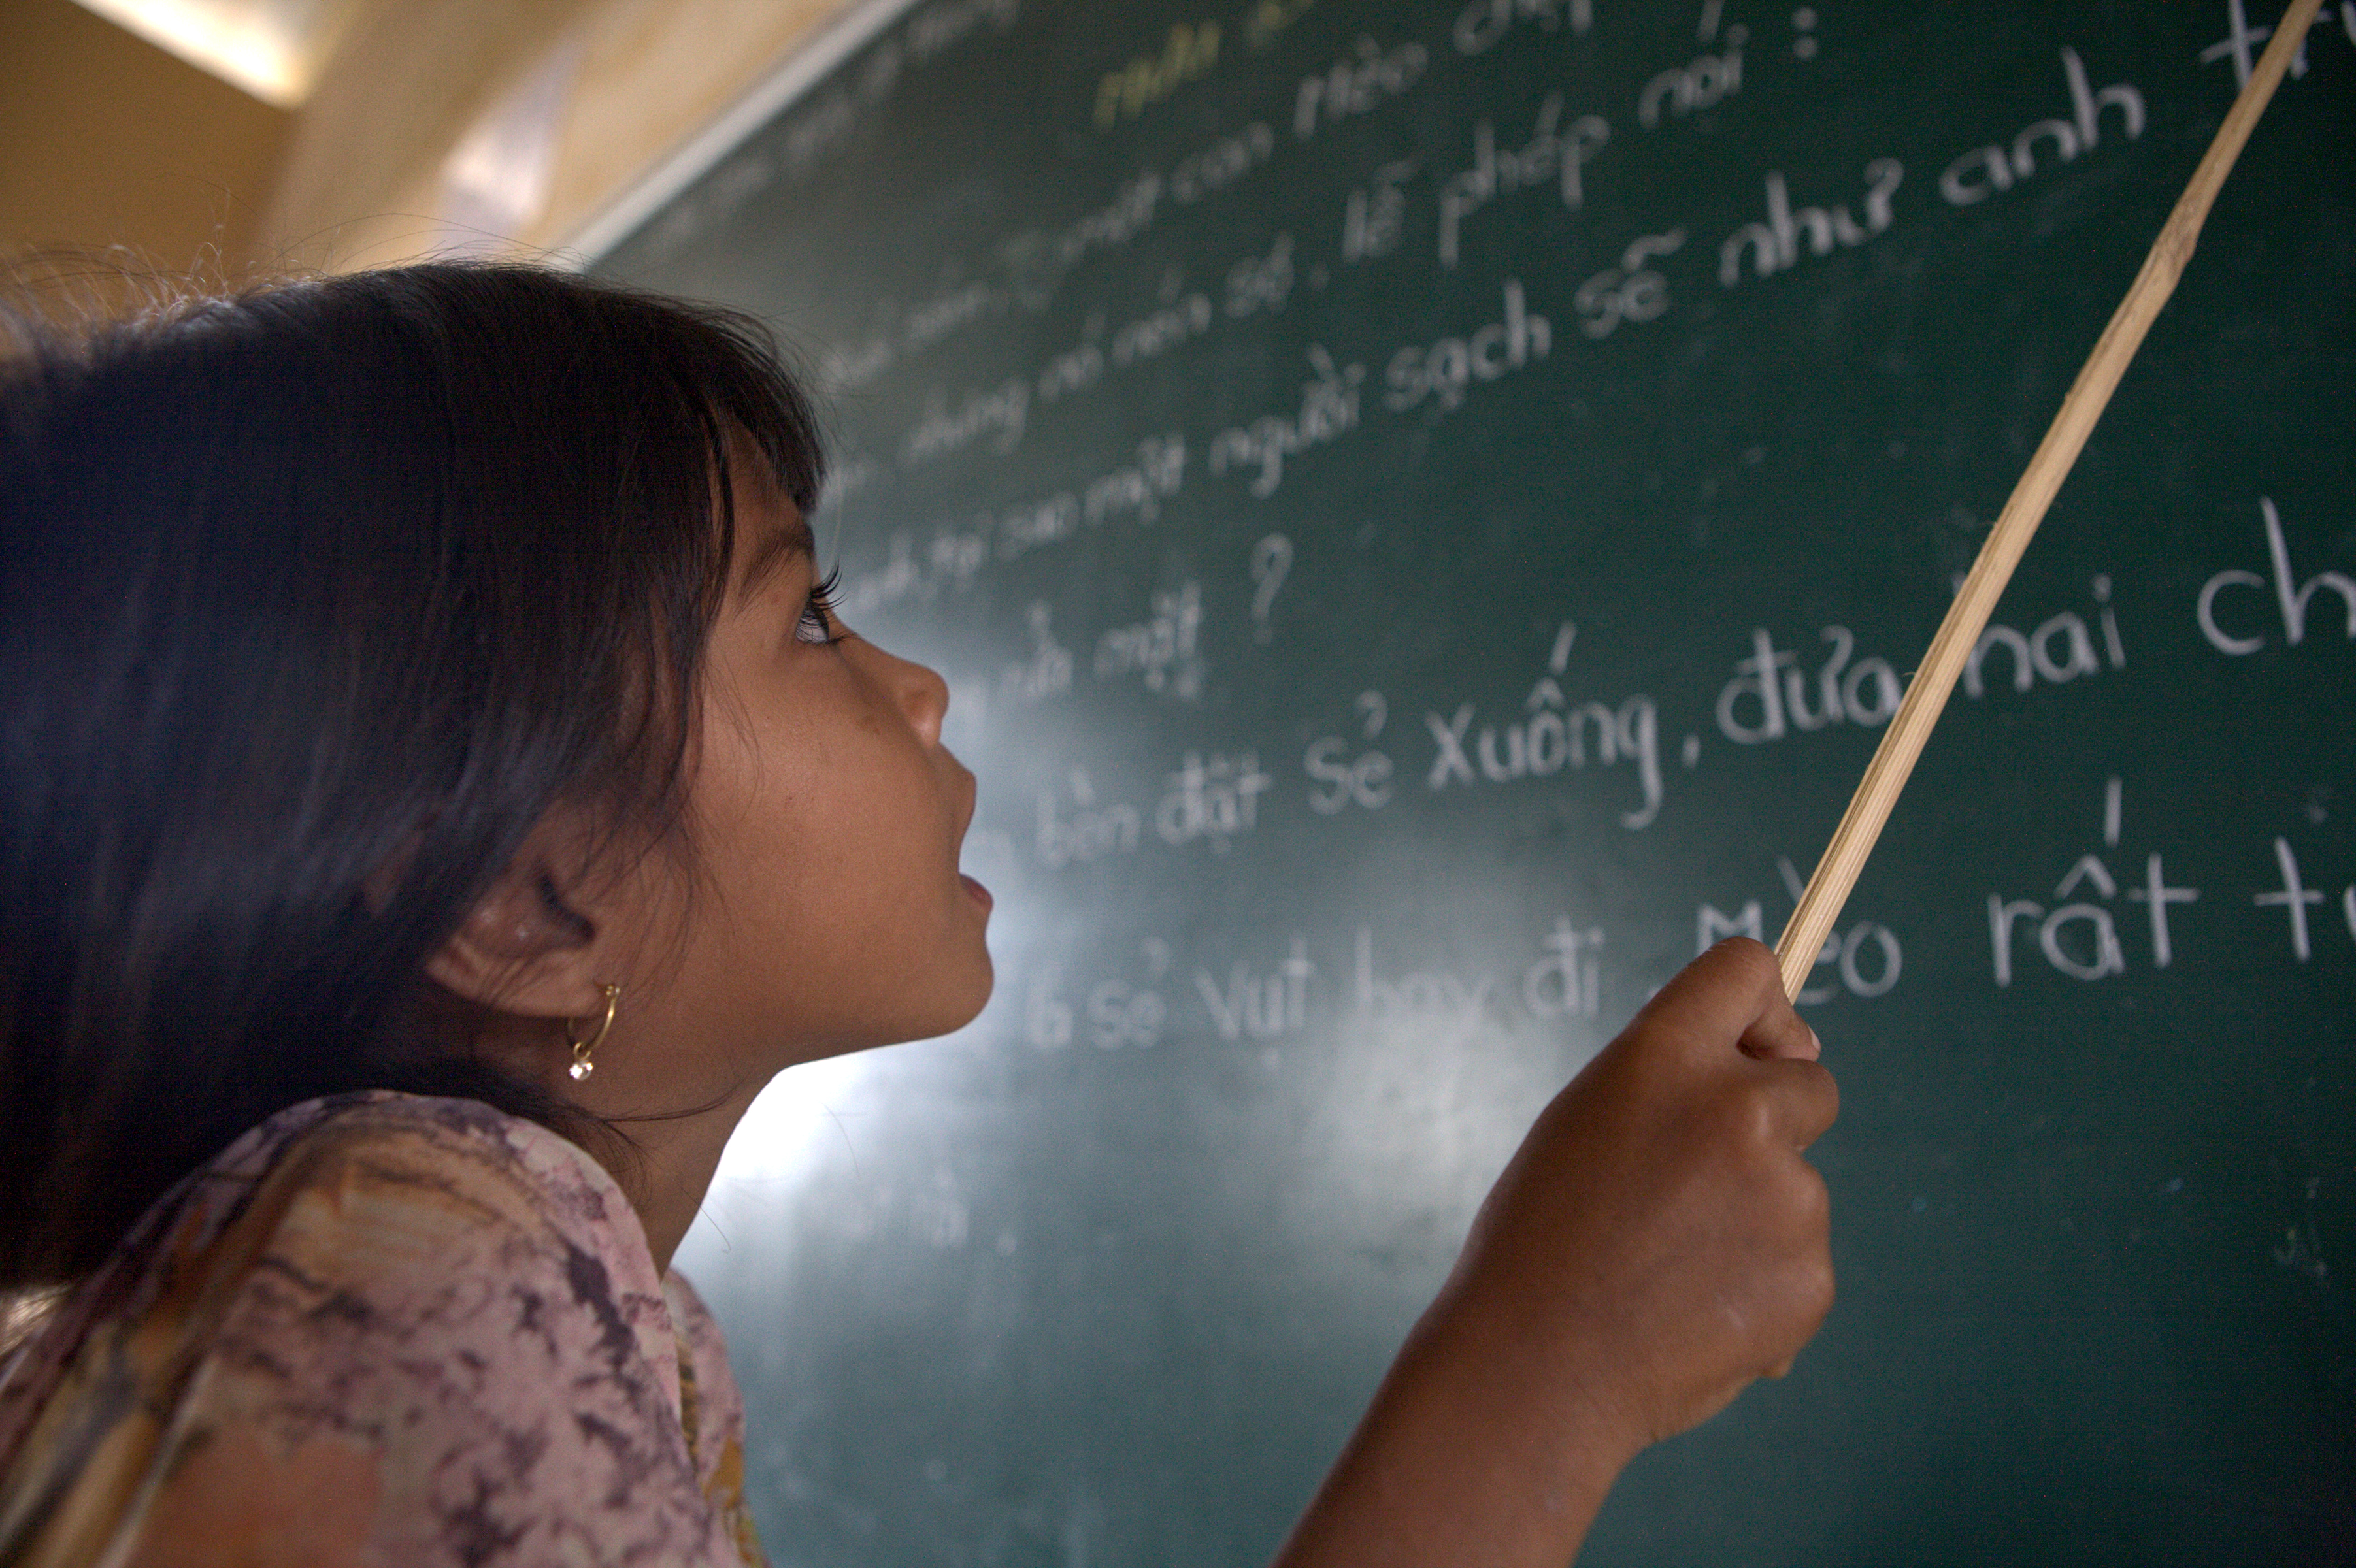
[
  {"xmin": 1737, "ymin": 970, "xmax": 1820, "ymax": 1062},
  {"xmin": 1743, "ymin": 1016, "xmax": 1821, "ymax": 1062}
]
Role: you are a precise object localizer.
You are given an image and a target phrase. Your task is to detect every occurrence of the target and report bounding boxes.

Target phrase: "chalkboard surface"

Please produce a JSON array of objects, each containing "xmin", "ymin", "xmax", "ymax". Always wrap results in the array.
[{"xmin": 592, "ymin": 1, "xmax": 2354, "ymax": 1560}]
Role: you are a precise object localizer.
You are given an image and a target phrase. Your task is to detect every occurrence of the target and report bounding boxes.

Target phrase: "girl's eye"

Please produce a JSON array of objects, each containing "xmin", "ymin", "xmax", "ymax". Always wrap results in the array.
[{"xmin": 795, "ymin": 566, "xmax": 844, "ymax": 645}]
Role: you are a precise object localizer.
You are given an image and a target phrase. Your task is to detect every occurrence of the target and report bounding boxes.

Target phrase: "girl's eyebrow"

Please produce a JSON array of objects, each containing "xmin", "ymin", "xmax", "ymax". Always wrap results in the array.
[{"xmin": 738, "ymin": 512, "xmax": 818, "ymax": 596}]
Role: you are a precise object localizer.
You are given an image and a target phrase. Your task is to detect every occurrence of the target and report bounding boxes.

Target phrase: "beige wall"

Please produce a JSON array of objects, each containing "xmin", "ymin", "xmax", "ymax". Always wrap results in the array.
[
  {"xmin": 0, "ymin": 0, "xmax": 291, "ymax": 278},
  {"xmin": 0, "ymin": 0, "xmax": 854, "ymax": 286},
  {"xmin": 261, "ymin": 0, "xmax": 855, "ymax": 271}
]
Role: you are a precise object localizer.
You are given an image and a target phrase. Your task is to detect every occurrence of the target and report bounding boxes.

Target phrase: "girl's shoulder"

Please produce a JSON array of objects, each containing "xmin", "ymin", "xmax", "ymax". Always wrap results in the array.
[{"xmin": 0, "ymin": 1092, "xmax": 763, "ymax": 1567}]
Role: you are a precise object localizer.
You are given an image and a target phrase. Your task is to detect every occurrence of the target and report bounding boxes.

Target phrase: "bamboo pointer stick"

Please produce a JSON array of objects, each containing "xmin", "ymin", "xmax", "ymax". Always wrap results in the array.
[{"xmin": 1773, "ymin": 0, "xmax": 2323, "ymax": 1001}]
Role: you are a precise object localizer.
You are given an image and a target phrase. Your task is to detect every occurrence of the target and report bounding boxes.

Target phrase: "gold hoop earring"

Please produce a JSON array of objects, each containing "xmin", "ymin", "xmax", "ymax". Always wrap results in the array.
[{"xmin": 567, "ymin": 984, "xmax": 620, "ymax": 1082}]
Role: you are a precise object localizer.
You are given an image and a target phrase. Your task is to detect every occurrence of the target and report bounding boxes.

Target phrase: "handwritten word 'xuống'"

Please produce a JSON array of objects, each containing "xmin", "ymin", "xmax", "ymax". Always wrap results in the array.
[{"xmin": 1426, "ymin": 679, "xmax": 1664, "ymax": 830}]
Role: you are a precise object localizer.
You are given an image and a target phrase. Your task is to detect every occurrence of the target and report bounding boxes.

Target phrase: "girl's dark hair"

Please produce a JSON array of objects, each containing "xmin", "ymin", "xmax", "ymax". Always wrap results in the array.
[{"xmin": 0, "ymin": 262, "xmax": 825, "ymax": 1288}]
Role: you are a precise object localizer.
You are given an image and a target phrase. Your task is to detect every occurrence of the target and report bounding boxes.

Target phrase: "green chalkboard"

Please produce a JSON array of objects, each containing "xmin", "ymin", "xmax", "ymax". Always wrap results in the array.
[{"xmin": 591, "ymin": 1, "xmax": 2355, "ymax": 1560}]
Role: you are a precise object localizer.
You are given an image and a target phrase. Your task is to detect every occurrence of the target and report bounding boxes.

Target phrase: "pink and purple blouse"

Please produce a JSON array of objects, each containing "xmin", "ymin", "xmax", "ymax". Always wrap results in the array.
[{"xmin": 0, "ymin": 1092, "xmax": 767, "ymax": 1566}]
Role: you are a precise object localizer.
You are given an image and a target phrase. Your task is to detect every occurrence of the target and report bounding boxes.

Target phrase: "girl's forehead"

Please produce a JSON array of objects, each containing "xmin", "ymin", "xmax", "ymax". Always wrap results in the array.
[
  {"xmin": 727, "ymin": 444, "xmax": 814, "ymax": 598},
  {"xmin": 733, "ymin": 502, "xmax": 814, "ymax": 598}
]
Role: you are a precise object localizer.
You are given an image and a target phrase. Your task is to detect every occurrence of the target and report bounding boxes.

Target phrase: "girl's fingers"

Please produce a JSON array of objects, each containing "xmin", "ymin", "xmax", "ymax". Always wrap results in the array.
[
  {"xmin": 1639, "ymin": 939, "xmax": 1823, "ymax": 1064},
  {"xmin": 1636, "ymin": 939, "xmax": 1789, "ymax": 1050},
  {"xmin": 1741, "ymin": 1007, "xmax": 1820, "ymax": 1062}
]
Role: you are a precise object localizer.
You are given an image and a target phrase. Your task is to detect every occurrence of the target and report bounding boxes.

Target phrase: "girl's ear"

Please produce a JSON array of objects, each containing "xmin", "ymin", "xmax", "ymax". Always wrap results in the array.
[{"xmin": 425, "ymin": 848, "xmax": 611, "ymax": 1021}]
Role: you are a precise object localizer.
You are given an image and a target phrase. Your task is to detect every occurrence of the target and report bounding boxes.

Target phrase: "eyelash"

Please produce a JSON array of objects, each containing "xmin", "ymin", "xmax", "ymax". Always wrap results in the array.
[{"xmin": 795, "ymin": 566, "xmax": 844, "ymax": 645}]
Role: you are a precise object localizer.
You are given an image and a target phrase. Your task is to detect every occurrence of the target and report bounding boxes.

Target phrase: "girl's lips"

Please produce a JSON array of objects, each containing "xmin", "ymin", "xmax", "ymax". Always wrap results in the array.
[{"xmin": 961, "ymin": 874, "xmax": 993, "ymax": 911}]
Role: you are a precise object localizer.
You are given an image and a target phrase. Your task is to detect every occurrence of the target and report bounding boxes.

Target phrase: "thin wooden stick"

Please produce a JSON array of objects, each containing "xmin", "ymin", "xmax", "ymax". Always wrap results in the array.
[{"xmin": 1774, "ymin": 0, "xmax": 2322, "ymax": 1001}]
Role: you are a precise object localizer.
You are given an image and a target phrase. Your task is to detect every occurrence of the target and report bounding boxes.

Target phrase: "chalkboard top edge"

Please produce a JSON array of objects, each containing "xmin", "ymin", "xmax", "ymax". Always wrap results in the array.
[{"xmin": 557, "ymin": 0, "xmax": 925, "ymax": 270}]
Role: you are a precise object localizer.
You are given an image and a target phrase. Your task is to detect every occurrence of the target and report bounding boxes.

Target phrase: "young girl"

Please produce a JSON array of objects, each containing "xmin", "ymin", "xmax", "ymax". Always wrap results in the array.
[{"xmin": 0, "ymin": 264, "xmax": 1835, "ymax": 1567}]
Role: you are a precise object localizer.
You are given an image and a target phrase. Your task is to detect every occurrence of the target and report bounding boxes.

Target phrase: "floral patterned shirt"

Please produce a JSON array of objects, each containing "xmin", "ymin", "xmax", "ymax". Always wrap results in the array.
[{"xmin": 0, "ymin": 1092, "xmax": 767, "ymax": 1567}]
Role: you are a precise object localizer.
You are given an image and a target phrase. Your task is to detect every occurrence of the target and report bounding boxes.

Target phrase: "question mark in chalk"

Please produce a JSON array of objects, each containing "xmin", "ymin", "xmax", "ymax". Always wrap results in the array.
[{"xmin": 1250, "ymin": 533, "xmax": 1293, "ymax": 643}]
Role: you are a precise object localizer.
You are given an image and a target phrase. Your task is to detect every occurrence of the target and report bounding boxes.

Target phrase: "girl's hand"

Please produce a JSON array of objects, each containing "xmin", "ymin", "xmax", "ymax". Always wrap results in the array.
[
  {"xmin": 1451, "ymin": 934, "xmax": 1838, "ymax": 1446},
  {"xmin": 1275, "ymin": 939, "xmax": 1838, "ymax": 1568}
]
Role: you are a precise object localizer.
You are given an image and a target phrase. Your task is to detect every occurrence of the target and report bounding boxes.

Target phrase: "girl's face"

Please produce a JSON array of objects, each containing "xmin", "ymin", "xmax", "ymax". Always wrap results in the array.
[{"xmin": 598, "ymin": 458, "xmax": 995, "ymax": 1097}]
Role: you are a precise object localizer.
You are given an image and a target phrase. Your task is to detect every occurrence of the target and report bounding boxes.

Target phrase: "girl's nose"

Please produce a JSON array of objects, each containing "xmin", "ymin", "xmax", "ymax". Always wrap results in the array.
[{"xmin": 866, "ymin": 640, "xmax": 949, "ymax": 745}]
